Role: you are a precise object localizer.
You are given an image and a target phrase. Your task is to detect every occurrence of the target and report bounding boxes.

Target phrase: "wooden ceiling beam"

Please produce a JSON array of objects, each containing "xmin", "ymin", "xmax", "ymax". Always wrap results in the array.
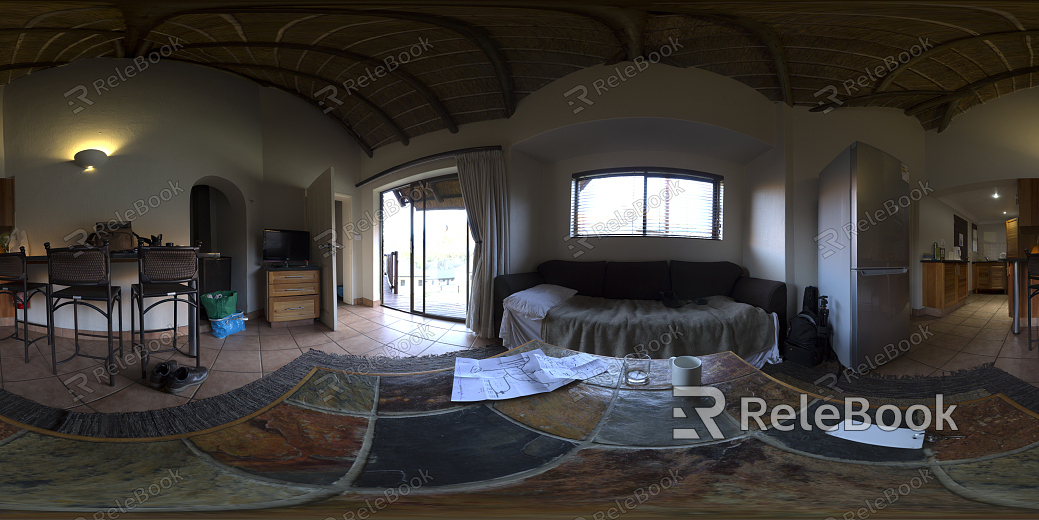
[
  {"xmin": 876, "ymin": 29, "xmax": 1039, "ymax": 92},
  {"xmin": 903, "ymin": 65, "xmax": 1039, "ymax": 116},
  {"xmin": 810, "ymin": 90, "xmax": 949, "ymax": 112},
  {"xmin": 193, "ymin": 61, "xmax": 409, "ymax": 147},
  {"xmin": 177, "ymin": 41, "xmax": 458, "ymax": 134},
  {"xmin": 653, "ymin": 9, "xmax": 793, "ymax": 106},
  {"xmin": 169, "ymin": 7, "xmax": 516, "ymax": 118},
  {"xmin": 0, "ymin": 28, "xmax": 124, "ymax": 36},
  {"xmin": 937, "ymin": 98, "xmax": 961, "ymax": 133}
]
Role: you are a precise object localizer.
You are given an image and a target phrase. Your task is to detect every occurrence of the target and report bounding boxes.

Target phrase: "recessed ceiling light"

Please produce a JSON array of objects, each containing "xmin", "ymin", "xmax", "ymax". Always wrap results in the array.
[
  {"xmin": 1004, "ymin": 211, "xmax": 1008, "ymax": 214},
  {"xmin": 993, "ymin": 192, "xmax": 1000, "ymax": 198}
]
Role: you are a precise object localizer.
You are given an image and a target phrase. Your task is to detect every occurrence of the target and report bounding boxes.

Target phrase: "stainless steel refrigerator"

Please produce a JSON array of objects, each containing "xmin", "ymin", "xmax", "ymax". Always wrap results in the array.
[{"xmin": 818, "ymin": 142, "xmax": 911, "ymax": 371}]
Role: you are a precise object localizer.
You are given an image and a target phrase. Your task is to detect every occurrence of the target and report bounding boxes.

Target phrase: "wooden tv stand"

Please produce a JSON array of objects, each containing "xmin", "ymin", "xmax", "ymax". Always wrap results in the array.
[{"xmin": 264, "ymin": 265, "xmax": 320, "ymax": 326}]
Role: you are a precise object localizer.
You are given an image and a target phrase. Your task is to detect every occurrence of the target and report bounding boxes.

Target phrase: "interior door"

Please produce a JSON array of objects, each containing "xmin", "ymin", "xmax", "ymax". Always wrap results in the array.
[{"xmin": 306, "ymin": 167, "xmax": 338, "ymax": 330}]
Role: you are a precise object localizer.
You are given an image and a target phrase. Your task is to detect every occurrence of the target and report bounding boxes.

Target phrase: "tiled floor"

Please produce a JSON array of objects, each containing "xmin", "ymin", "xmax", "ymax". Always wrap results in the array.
[
  {"xmin": 870, "ymin": 293, "xmax": 1039, "ymax": 386},
  {"xmin": 0, "ymin": 302, "xmax": 498, "ymax": 413}
]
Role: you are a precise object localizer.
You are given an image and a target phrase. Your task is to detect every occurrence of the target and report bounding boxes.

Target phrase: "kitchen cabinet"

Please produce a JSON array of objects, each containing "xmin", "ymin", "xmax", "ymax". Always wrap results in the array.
[
  {"xmin": 974, "ymin": 262, "xmax": 1006, "ymax": 292},
  {"xmin": 921, "ymin": 261, "xmax": 969, "ymax": 316}
]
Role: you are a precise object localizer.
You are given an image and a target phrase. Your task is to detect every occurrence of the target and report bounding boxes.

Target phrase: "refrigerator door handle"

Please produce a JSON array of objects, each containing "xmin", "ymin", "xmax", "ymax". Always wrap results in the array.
[{"xmin": 856, "ymin": 268, "xmax": 908, "ymax": 276}]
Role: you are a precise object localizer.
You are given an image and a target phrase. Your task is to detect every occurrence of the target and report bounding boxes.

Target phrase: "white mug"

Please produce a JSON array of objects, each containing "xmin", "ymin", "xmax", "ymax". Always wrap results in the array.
[{"xmin": 670, "ymin": 356, "xmax": 702, "ymax": 387}]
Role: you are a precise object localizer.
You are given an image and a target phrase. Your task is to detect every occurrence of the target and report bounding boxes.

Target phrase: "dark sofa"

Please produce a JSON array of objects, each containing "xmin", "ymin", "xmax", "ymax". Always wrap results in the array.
[{"xmin": 493, "ymin": 260, "xmax": 787, "ymax": 344}]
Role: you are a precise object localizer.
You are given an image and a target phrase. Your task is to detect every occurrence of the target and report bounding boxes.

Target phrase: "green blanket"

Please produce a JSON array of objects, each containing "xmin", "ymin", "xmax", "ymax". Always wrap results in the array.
[{"xmin": 541, "ymin": 295, "xmax": 776, "ymax": 359}]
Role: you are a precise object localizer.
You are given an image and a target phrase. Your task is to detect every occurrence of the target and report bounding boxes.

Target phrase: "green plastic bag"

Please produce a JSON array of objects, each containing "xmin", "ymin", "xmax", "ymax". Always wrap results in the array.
[{"xmin": 201, "ymin": 291, "xmax": 237, "ymax": 320}]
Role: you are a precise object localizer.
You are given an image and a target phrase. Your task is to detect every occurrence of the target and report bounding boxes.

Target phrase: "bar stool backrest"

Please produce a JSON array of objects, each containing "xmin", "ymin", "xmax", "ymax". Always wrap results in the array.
[
  {"xmin": 45, "ymin": 241, "xmax": 111, "ymax": 286},
  {"xmin": 138, "ymin": 245, "xmax": 199, "ymax": 284},
  {"xmin": 1028, "ymin": 253, "xmax": 1039, "ymax": 280},
  {"xmin": 0, "ymin": 246, "xmax": 27, "ymax": 282}
]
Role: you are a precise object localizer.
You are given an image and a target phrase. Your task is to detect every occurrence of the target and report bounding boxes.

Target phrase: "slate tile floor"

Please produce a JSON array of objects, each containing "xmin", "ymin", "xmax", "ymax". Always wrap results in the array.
[
  {"xmin": 873, "ymin": 294, "xmax": 1039, "ymax": 386},
  {"xmin": 0, "ymin": 302, "xmax": 498, "ymax": 413}
]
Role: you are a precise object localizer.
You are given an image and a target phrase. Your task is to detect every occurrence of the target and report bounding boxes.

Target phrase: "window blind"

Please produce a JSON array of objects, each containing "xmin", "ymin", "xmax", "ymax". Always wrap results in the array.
[{"xmin": 570, "ymin": 168, "xmax": 723, "ymax": 240}]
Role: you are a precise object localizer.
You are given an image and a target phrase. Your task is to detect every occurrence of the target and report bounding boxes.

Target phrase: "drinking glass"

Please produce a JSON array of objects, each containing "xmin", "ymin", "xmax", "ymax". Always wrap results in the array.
[{"xmin": 623, "ymin": 353, "xmax": 651, "ymax": 386}]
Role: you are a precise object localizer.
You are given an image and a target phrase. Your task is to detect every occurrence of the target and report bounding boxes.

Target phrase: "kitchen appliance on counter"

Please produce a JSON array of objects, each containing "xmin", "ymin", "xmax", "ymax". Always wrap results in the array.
[{"xmin": 818, "ymin": 142, "xmax": 911, "ymax": 371}]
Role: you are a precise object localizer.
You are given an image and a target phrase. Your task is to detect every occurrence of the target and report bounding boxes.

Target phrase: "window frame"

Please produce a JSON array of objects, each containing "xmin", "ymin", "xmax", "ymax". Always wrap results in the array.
[{"xmin": 569, "ymin": 167, "xmax": 724, "ymax": 240}]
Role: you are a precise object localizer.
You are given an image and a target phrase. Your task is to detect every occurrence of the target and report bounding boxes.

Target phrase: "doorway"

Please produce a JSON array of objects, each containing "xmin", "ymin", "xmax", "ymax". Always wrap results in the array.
[{"xmin": 380, "ymin": 175, "xmax": 473, "ymax": 321}]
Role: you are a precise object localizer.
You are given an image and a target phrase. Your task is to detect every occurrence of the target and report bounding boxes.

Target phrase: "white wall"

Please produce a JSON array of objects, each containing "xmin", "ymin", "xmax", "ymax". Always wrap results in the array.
[
  {"xmin": 978, "ymin": 222, "xmax": 1007, "ymax": 261},
  {"xmin": 789, "ymin": 106, "xmax": 927, "ymax": 309},
  {"xmin": 257, "ymin": 87, "xmax": 363, "ymax": 303},
  {"xmin": 743, "ymin": 104, "xmax": 792, "ymax": 286},
  {"xmin": 539, "ymin": 150, "xmax": 744, "ymax": 263},
  {"xmin": 354, "ymin": 64, "xmax": 776, "ymax": 301},
  {"xmin": 926, "ymin": 87, "xmax": 1039, "ymax": 191},
  {"xmin": 2, "ymin": 59, "xmax": 363, "ymax": 331}
]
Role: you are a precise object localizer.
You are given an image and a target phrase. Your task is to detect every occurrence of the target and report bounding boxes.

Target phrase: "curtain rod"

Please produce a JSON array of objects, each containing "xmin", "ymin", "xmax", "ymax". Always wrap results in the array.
[{"xmin": 355, "ymin": 145, "xmax": 503, "ymax": 188}]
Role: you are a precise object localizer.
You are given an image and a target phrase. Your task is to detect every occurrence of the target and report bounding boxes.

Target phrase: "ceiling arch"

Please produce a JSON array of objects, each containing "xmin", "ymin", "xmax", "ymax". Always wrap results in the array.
[{"xmin": 1, "ymin": 1, "xmax": 1037, "ymax": 156}]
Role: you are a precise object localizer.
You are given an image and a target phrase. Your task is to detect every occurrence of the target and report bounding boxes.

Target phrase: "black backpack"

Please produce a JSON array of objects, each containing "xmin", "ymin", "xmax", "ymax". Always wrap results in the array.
[{"xmin": 782, "ymin": 287, "xmax": 832, "ymax": 367}]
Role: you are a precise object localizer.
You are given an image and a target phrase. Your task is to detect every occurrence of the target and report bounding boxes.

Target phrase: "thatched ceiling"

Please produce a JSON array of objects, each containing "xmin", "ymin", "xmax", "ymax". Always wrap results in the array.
[{"xmin": 2, "ymin": 1, "xmax": 1038, "ymax": 156}]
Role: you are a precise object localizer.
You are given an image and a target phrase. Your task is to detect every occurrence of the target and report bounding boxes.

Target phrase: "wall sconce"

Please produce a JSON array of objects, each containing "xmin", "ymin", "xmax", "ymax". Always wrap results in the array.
[{"xmin": 73, "ymin": 149, "xmax": 108, "ymax": 170}]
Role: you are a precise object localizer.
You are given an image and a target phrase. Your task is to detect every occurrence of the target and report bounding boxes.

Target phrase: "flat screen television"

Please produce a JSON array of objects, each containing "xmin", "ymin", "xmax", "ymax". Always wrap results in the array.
[{"xmin": 263, "ymin": 229, "xmax": 310, "ymax": 264}]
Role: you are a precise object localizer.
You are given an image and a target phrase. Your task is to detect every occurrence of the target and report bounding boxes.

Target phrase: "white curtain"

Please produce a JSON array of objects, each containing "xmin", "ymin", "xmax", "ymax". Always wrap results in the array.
[{"xmin": 456, "ymin": 149, "xmax": 509, "ymax": 338}]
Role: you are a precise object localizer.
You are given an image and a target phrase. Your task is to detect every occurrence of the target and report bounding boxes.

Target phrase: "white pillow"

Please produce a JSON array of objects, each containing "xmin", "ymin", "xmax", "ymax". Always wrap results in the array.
[{"xmin": 503, "ymin": 284, "xmax": 578, "ymax": 320}]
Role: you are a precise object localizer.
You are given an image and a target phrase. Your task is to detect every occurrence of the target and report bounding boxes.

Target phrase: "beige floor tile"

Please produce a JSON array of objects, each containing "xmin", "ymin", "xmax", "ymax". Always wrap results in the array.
[
  {"xmin": 939, "ymin": 352, "xmax": 995, "ymax": 372},
  {"xmin": 995, "ymin": 358, "xmax": 1039, "ymax": 383},
  {"xmin": 437, "ymin": 330, "xmax": 477, "ymax": 347},
  {"xmin": 259, "ymin": 334, "xmax": 301, "ymax": 351},
  {"xmin": 866, "ymin": 356, "xmax": 935, "ymax": 378},
  {"xmin": 211, "ymin": 349, "xmax": 261, "ymax": 372},
  {"xmin": 59, "ymin": 369, "xmax": 136, "ymax": 406},
  {"xmin": 89, "ymin": 382, "xmax": 190, "ymax": 413},
  {"xmin": 369, "ymin": 313, "xmax": 402, "ymax": 326},
  {"xmin": 960, "ymin": 318, "xmax": 989, "ymax": 329},
  {"xmin": 363, "ymin": 345, "xmax": 410, "ymax": 358},
  {"xmin": 946, "ymin": 325, "xmax": 981, "ymax": 338},
  {"xmin": 997, "ymin": 340, "xmax": 1036, "ymax": 358},
  {"xmin": 220, "ymin": 335, "xmax": 261, "ymax": 351},
  {"xmin": 292, "ymin": 331, "xmax": 334, "ymax": 348},
  {"xmin": 3, "ymin": 355, "xmax": 60, "ymax": 381},
  {"xmin": 366, "ymin": 327, "xmax": 404, "ymax": 344},
  {"xmin": 416, "ymin": 342, "xmax": 469, "ymax": 357},
  {"xmin": 336, "ymin": 335, "xmax": 382, "ymax": 355},
  {"xmin": 260, "ymin": 348, "xmax": 304, "ymax": 372},
  {"xmin": 322, "ymin": 327, "xmax": 363, "ymax": 342},
  {"xmin": 5, "ymin": 377, "xmax": 84, "ymax": 409},
  {"xmin": 962, "ymin": 338, "xmax": 1004, "ymax": 357},
  {"xmin": 349, "ymin": 320, "xmax": 383, "ymax": 333},
  {"xmin": 257, "ymin": 324, "xmax": 293, "ymax": 336},
  {"xmin": 338, "ymin": 313, "xmax": 367, "ymax": 325},
  {"xmin": 975, "ymin": 328, "xmax": 1009, "ymax": 342},
  {"xmin": 387, "ymin": 337, "xmax": 436, "ymax": 356},
  {"xmin": 938, "ymin": 316, "xmax": 966, "ymax": 326},
  {"xmin": 305, "ymin": 342, "xmax": 347, "ymax": 357},
  {"xmin": 906, "ymin": 344, "xmax": 957, "ymax": 368},
  {"xmin": 928, "ymin": 333, "xmax": 971, "ymax": 350},
  {"xmin": 926, "ymin": 321, "xmax": 955, "ymax": 334},
  {"xmin": 287, "ymin": 324, "xmax": 321, "ymax": 335},
  {"xmin": 192, "ymin": 371, "xmax": 262, "ymax": 400}
]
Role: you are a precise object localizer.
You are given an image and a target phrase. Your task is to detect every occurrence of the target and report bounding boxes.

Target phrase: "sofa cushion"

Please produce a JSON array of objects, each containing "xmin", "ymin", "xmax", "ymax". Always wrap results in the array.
[
  {"xmin": 537, "ymin": 260, "xmax": 607, "ymax": 297},
  {"xmin": 603, "ymin": 261, "xmax": 670, "ymax": 300},
  {"xmin": 670, "ymin": 261, "xmax": 744, "ymax": 299}
]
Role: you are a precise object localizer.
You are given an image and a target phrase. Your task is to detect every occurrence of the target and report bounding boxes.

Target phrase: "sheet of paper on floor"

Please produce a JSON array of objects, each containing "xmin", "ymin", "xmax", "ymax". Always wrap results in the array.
[{"xmin": 451, "ymin": 349, "xmax": 610, "ymax": 402}]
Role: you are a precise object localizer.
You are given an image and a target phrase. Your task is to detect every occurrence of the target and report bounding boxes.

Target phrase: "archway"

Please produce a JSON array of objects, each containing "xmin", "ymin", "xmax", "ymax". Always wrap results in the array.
[{"xmin": 190, "ymin": 177, "xmax": 249, "ymax": 311}]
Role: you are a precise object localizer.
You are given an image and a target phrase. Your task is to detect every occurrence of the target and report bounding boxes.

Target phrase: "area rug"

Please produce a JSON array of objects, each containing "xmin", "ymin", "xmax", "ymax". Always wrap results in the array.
[
  {"xmin": 0, "ymin": 344, "xmax": 508, "ymax": 439},
  {"xmin": 762, "ymin": 361, "xmax": 1039, "ymax": 414}
]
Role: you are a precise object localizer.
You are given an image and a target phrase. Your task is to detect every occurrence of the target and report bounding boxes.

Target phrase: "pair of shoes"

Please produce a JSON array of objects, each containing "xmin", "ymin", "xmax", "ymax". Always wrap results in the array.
[{"xmin": 148, "ymin": 360, "xmax": 209, "ymax": 394}]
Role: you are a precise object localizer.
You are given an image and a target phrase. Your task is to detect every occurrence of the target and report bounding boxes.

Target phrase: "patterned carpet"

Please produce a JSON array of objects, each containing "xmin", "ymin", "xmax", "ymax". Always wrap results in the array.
[{"xmin": 0, "ymin": 344, "xmax": 1037, "ymax": 519}]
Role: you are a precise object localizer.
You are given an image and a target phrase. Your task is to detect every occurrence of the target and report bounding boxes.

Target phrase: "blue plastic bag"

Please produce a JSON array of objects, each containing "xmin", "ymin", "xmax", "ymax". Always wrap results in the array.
[{"xmin": 211, "ymin": 311, "xmax": 247, "ymax": 338}]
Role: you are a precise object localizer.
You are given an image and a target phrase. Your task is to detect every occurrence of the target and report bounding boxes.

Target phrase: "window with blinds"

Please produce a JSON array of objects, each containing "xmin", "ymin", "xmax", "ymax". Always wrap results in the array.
[{"xmin": 570, "ymin": 168, "xmax": 723, "ymax": 240}]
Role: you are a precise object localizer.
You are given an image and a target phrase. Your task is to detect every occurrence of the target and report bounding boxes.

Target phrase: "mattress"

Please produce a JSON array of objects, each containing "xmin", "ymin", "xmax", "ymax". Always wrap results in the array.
[{"xmin": 499, "ymin": 304, "xmax": 782, "ymax": 369}]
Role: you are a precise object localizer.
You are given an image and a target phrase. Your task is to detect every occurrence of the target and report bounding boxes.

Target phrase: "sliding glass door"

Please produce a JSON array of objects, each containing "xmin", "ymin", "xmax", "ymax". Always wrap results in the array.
[{"xmin": 380, "ymin": 175, "xmax": 473, "ymax": 321}]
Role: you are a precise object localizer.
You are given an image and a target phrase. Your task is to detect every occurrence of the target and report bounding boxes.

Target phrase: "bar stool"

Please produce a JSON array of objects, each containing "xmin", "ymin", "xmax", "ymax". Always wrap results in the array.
[
  {"xmin": 1027, "ymin": 252, "xmax": 1039, "ymax": 352},
  {"xmin": 131, "ymin": 242, "xmax": 201, "ymax": 379},
  {"xmin": 45, "ymin": 240, "xmax": 123, "ymax": 386},
  {"xmin": 0, "ymin": 246, "xmax": 50, "ymax": 365}
]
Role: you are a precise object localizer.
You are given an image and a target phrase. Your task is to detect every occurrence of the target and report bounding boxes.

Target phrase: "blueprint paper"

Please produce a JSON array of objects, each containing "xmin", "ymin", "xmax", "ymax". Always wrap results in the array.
[{"xmin": 451, "ymin": 349, "xmax": 610, "ymax": 402}]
